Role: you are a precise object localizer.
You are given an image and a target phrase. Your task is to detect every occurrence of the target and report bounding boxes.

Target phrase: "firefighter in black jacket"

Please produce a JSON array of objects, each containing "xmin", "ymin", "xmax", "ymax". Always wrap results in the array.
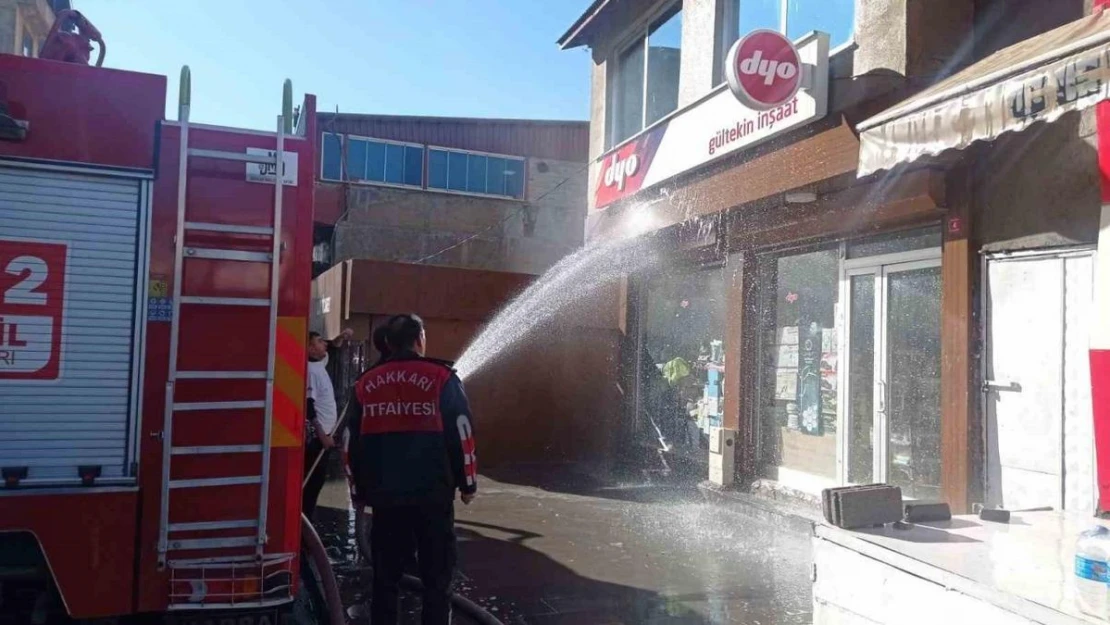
[{"xmin": 346, "ymin": 313, "xmax": 476, "ymax": 625}]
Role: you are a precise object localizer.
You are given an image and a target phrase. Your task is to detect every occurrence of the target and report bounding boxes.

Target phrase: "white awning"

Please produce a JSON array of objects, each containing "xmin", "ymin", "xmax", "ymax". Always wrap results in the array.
[{"xmin": 858, "ymin": 10, "xmax": 1110, "ymax": 177}]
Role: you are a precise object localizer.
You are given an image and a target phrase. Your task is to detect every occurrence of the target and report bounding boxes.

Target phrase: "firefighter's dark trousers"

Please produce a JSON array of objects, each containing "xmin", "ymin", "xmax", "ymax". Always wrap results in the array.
[{"xmin": 370, "ymin": 500, "xmax": 456, "ymax": 625}]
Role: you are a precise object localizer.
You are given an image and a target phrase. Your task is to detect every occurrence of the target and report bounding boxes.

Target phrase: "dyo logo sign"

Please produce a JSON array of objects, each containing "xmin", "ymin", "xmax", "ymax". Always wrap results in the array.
[
  {"xmin": 726, "ymin": 30, "xmax": 807, "ymax": 110},
  {"xmin": 602, "ymin": 152, "xmax": 640, "ymax": 191},
  {"xmin": 740, "ymin": 50, "xmax": 798, "ymax": 86}
]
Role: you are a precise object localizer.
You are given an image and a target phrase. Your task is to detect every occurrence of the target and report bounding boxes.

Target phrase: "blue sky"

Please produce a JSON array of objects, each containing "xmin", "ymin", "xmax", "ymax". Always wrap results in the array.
[{"xmin": 79, "ymin": 1, "xmax": 592, "ymax": 130}]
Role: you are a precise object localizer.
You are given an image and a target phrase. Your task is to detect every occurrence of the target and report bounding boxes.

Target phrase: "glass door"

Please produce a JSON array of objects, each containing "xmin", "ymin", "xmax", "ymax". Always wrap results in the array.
[{"xmin": 839, "ymin": 254, "xmax": 942, "ymax": 498}]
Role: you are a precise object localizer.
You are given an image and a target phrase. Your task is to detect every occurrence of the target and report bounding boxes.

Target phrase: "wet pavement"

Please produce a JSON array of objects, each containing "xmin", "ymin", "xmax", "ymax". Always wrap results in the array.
[{"xmin": 312, "ymin": 464, "xmax": 813, "ymax": 624}]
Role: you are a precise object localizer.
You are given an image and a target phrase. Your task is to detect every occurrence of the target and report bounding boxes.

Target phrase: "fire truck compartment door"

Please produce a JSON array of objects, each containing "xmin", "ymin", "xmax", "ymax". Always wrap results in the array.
[{"xmin": 0, "ymin": 166, "xmax": 145, "ymax": 486}]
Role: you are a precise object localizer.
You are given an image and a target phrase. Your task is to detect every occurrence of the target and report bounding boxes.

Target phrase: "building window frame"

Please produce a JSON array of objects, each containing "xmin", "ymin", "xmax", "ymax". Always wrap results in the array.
[
  {"xmin": 426, "ymin": 145, "xmax": 527, "ymax": 201},
  {"xmin": 319, "ymin": 131, "xmax": 528, "ymax": 201},
  {"xmin": 607, "ymin": 0, "xmax": 683, "ymax": 149},
  {"xmin": 21, "ymin": 28, "xmax": 35, "ymax": 57},
  {"xmin": 717, "ymin": 0, "xmax": 856, "ymax": 86},
  {"xmin": 320, "ymin": 131, "xmax": 343, "ymax": 182},
  {"xmin": 633, "ymin": 258, "xmax": 728, "ymax": 463},
  {"xmin": 344, "ymin": 134, "xmax": 425, "ymax": 189},
  {"xmin": 751, "ymin": 226, "xmax": 943, "ymax": 497}
]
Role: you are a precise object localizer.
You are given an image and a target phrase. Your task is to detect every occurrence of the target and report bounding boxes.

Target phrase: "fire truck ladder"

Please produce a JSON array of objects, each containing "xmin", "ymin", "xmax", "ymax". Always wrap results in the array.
[{"xmin": 156, "ymin": 67, "xmax": 293, "ymax": 571}]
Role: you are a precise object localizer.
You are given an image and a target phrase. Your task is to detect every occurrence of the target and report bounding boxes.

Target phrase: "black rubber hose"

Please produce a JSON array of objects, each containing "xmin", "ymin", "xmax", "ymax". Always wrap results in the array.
[
  {"xmin": 397, "ymin": 572, "xmax": 503, "ymax": 625},
  {"xmin": 355, "ymin": 507, "xmax": 504, "ymax": 625},
  {"xmin": 302, "ymin": 513, "xmax": 348, "ymax": 625}
]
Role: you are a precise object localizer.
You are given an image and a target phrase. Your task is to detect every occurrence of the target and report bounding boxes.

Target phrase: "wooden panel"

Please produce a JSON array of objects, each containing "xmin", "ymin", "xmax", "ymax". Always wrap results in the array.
[
  {"xmin": 779, "ymin": 428, "xmax": 838, "ymax": 479},
  {"xmin": 724, "ymin": 169, "xmax": 946, "ymax": 251},
  {"xmin": 723, "ymin": 256, "xmax": 746, "ymax": 433},
  {"xmin": 941, "ymin": 168, "xmax": 972, "ymax": 513},
  {"xmin": 345, "ymin": 260, "xmax": 532, "ymax": 322}
]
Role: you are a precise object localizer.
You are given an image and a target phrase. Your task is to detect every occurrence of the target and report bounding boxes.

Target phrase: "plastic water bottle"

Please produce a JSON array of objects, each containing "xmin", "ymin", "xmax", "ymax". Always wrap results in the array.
[{"xmin": 1076, "ymin": 526, "xmax": 1110, "ymax": 618}]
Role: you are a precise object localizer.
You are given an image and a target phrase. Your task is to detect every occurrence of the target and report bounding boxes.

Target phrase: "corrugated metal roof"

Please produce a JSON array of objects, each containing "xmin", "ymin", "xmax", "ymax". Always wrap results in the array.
[{"xmin": 316, "ymin": 113, "xmax": 589, "ymax": 163}]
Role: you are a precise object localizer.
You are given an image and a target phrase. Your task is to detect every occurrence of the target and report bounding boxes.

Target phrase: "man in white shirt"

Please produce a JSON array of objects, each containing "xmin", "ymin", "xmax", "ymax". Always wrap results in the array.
[{"xmin": 303, "ymin": 328, "xmax": 351, "ymax": 518}]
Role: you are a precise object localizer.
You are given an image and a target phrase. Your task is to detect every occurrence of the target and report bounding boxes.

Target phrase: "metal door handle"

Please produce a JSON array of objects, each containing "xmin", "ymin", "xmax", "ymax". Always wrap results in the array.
[
  {"xmin": 982, "ymin": 380, "xmax": 1022, "ymax": 393},
  {"xmin": 149, "ymin": 431, "xmax": 163, "ymax": 440},
  {"xmin": 877, "ymin": 380, "xmax": 887, "ymax": 413}
]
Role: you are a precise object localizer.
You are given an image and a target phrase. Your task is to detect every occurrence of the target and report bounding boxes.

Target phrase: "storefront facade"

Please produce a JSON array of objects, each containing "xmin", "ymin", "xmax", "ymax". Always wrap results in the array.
[{"xmin": 561, "ymin": 0, "xmax": 1105, "ymax": 513}]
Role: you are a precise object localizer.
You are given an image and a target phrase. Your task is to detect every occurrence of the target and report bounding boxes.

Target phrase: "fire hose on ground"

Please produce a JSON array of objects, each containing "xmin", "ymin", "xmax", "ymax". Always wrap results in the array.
[
  {"xmin": 301, "ymin": 513, "xmax": 348, "ymax": 625},
  {"xmin": 305, "ymin": 403, "xmax": 504, "ymax": 625},
  {"xmin": 353, "ymin": 506, "xmax": 504, "ymax": 625}
]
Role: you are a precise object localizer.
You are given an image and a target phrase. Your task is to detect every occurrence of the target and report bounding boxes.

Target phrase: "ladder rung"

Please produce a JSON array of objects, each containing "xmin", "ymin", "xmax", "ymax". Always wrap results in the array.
[
  {"xmin": 188, "ymin": 148, "xmax": 277, "ymax": 164},
  {"xmin": 179, "ymin": 296, "xmax": 270, "ymax": 307},
  {"xmin": 169, "ymin": 553, "xmax": 294, "ymax": 568},
  {"xmin": 168, "ymin": 536, "xmax": 257, "ymax": 551},
  {"xmin": 168, "ymin": 519, "xmax": 258, "ymax": 532},
  {"xmin": 185, "ymin": 248, "xmax": 272, "ymax": 262},
  {"xmin": 173, "ymin": 401, "xmax": 266, "ymax": 412},
  {"xmin": 176, "ymin": 371, "xmax": 267, "ymax": 380},
  {"xmin": 185, "ymin": 222, "xmax": 274, "ymax": 236},
  {"xmin": 169, "ymin": 476, "xmax": 262, "ymax": 489},
  {"xmin": 172, "ymin": 445, "xmax": 263, "ymax": 455}
]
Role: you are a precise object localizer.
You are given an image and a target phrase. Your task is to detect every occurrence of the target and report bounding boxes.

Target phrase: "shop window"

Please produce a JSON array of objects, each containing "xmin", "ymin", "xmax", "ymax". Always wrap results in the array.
[
  {"xmin": 723, "ymin": 0, "xmax": 855, "ymax": 77},
  {"xmin": 638, "ymin": 267, "xmax": 727, "ymax": 461},
  {"xmin": 610, "ymin": 3, "xmax": 682, "ymax": 146},
  {"xmin": 756, "ymin": 247, "xmax": 840, "ymax": 485},
  {"xmin": 427, "ymin": 147, "xmax": 525, "ymax": 199},
  {"xmin": 756, "ymin": 228, "xmax": 942, "ymax": 498}
]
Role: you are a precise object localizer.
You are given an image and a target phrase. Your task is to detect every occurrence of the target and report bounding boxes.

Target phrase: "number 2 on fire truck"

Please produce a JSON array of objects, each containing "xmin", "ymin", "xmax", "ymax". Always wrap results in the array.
[{"xmin": 0, "ymin": 238, "xmax": 67, "ymax": 380}]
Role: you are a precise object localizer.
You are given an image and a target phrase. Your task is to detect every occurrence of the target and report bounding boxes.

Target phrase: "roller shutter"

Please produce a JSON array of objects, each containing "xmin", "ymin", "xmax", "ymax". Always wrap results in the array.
[{"xmin": 0, "ymin": 166, "xmax": 143, "ymax": 486}]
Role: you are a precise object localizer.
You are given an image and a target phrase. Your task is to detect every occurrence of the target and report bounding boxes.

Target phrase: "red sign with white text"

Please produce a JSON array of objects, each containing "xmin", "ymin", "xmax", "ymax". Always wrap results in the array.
[
  {"xmin": 592, "ymin": 32, "xmax": 829, "ymax": 210},
  {"xmin": 726, "ymin": 30, "xmax": 804, "ymax": 110},
  {"xmin": 0, "ymin": 239, "xmax": 67, "ymax": 380},
  {"xmin": 594, "ymin": 130, "xmax": 665, "ymax": 209}
]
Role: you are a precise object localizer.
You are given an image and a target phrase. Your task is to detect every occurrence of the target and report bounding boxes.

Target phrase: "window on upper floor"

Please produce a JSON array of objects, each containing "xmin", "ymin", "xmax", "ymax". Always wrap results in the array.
[
  {"xmin": 320, "ymin": 133, "xmax": 526, "ymax": 200},
  {"xmin": 610, "ymin": 2, "xmax": 682, "ymax": 147},
  {"xmin": 345, "ymin": 136, "xmax": 424, "ymax": 187},
  {"xmin": 728, "ymin": 0, "xmax": 855, "ymax": 54},
  {"xmin": 21, "ymin": 29, "xmax": 34, "ymax": 57},
  {"xmin": 321, "ymin": 132, "xmax": 343, "ymax": 181},
  {"xmin": 427, "ymin": 147, "xmax": 526, "ymax": 200}
]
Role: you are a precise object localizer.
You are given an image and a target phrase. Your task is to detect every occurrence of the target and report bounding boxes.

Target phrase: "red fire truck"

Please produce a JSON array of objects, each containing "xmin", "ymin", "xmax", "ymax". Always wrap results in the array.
[{"xmin": 0, "ymin": 51, "xmax": 337, "ymax": 624}]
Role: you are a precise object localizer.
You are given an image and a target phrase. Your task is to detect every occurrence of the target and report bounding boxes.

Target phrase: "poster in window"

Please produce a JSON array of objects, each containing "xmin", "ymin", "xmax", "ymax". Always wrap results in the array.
[
  {"xmin": 821, "ymin": 326, "xmax": 837, "ymax": 421},
  {"xmin": 797, "ymin": 321, "xmax": 823, "ymax": 435},
  {"xmin": 776, "ymin": 344, "xmax": 799, "ymax": 368},
  {"xmin": 774, "ymin": 368, "xmax": 798, "ymax": 401}
]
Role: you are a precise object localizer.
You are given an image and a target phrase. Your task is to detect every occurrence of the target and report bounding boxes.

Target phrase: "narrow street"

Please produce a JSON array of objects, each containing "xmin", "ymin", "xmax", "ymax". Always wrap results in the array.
[{"xmin": 314, "ymin": 466, "xmax": 813, "ymax": 625}]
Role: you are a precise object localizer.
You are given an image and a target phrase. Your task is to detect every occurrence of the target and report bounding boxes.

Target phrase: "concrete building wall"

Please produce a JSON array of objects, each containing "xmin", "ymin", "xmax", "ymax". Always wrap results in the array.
[
  {"xmin": 0, "ymin": 5, "xmax": 14, "ymax": 55},
  {"xmin": 676, "ymin": 0, "xmax": 719, "ymax": 109},
  {"xmin": 0, "ymin": 0, "xmax": 56, "ymax": 56},
  {"xmin": 328, "ymin": 155, "xmax": 586, "ymax": 275}
]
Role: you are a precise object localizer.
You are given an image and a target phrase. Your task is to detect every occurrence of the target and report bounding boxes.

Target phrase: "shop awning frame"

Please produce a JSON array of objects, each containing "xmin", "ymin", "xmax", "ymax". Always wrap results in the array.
[{"xmin": 858, "ymin": 10, "xmax": 1110, "ymax": 177}]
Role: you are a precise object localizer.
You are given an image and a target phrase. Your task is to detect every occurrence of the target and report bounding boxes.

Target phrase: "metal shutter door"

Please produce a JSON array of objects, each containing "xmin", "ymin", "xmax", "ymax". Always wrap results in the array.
[{"xmin": 0, "ymin": 167, "xmax": 141, "ymax": 485}]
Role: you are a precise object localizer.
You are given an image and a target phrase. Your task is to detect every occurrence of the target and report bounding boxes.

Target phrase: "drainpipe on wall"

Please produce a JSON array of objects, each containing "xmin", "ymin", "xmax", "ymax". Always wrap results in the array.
[{"xmin": 1093, "ymin": 0, "xmax": 1110, "ymax": 515}]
